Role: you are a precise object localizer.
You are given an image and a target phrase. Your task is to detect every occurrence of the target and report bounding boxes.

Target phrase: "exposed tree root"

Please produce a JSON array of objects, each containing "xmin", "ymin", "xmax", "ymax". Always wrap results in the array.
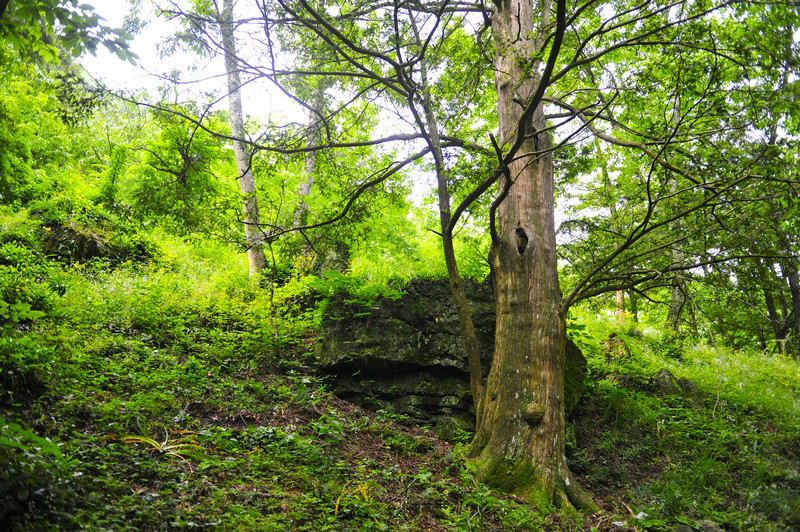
[{"xmin": 561, "ymin": 468, "xmax": 598, "ymax": 511}]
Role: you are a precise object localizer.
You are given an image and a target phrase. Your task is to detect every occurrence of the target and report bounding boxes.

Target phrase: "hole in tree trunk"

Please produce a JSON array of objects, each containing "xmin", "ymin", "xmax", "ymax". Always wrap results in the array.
[{"xmin": 516, "ymin": 227, "xmax": 528, "ymax": 256}]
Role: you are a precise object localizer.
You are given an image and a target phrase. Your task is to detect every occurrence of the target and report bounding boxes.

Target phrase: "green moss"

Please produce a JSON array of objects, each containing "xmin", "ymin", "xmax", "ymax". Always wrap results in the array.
[{"xmin": 471, "ymin": 448, "xmax": 557, "ymax": 507}]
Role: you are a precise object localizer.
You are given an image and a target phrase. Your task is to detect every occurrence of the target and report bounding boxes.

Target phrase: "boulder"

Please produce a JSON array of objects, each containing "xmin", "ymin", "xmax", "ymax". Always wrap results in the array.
[
  {"xmin": 652, "ymin": 369, "xmax": 703, "ymax": 402},
  {"xmin": 317, "ymin": 279, "xmax": 495, "ymax": 372},
  {"xmin": 316, "ymin": 279, "xmax": 587, "ymax": 437},
  {"xmin": 603, "ymin": 332, "xmax": 632, "ymax": 362},
  {"xmin": 652, "ymin": 368, "xmax": 682, "ymax": 395},
  {"xmin": 699, "ymin": 520, "xmax": 724, "ymax": 532},
  {"xmin": 606, "ymin": 373, "xmax": 642, "ymax": 390},
  {"xmin": 41, "ymin": 219, "xmax": 153, "ymax": 264}
]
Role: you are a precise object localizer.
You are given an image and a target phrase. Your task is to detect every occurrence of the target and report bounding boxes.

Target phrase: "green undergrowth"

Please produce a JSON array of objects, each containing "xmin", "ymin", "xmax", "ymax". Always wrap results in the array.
[
  {"xmin": 568, "ymin": 309, "xmax": 800, "ymax": 532},
  {"xmin": 0, "ymin": 231, "xmax": 574, "ymax": 532}
]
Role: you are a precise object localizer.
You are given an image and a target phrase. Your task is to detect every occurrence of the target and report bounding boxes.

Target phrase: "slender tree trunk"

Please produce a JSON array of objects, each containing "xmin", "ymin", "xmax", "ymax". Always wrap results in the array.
[
  {"xmin": 665, "ymin": 93, "xmax": 690, "ymax": 330},
  {"xmin": 295, "ymin": 86, "xmax": 326, "ymax": 228},
  {"xmin": 667, "ymin": 275, "xmax": 698, "ymax": 333},
  {"xmin": 468, "ymin": 0, "xmax": 592, "ymax": 509},
  {"xmin": 598, "ymin": 142, "xmax": 625, "ymax": 322},
  {"xmin": 221, "ymin": 0, "xmax": 266, "ymax": 276},
  {"xmin": 667, "ymin": 275, "xmax": 688, "ymax": 330},
  {"xmin": 763, "ymin": 285, "xmax": 784, "ymax": 339},
  {"xmin": 758, "ymin": 262, "xmax": 787, "ymax": 348},
  {"xmin": 408, "ymin": 16, "xmax": 484, "ymax": 411},
  {"xmin": 616, "ymin": 290, "xmax": 625, "ymax": 321},
  {"xmin": 628, "ymin": 290, "xmax": 639, "ymax": 322},
  {"xmin": 294, "ymin": 87, "xmax": 345, "ymax": 274}
]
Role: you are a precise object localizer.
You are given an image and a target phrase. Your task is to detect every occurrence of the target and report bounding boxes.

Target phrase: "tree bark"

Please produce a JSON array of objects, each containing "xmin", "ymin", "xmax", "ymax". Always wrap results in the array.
[
  {"xmin": 666, "ymin": 276, "xmax": 698, "ymax": 334},
  {"xmin": 756, "ymin": 262, "xmax": 787, "ymax": 351},
  {"xmin": 783, "ymin": 259, "xmax": 800, "ymax": 356},
  {"xmin": 616, "ymin": 290, "xmax": 625, "ymax": 321},
  {"xmin": 664, "ymin": 91, "xmax": 693, "ymax": 331},
  {"xmin": 221, "ymin": 0, "xmax": 267, "ymax": 276},
  {"xmin": 628, "ymin": 290, "xmax": 639, "ymax": 322},
  {"xmin": 468, "ymin": 0, "xmax": 592, "ymax": 509},
  {"xmin": 599, "ymin": 142, "xmax": 625, "ymax": 323},
  {"xmin": 295, "ymin": 86, "xmax": 326, "ymax": 228}
]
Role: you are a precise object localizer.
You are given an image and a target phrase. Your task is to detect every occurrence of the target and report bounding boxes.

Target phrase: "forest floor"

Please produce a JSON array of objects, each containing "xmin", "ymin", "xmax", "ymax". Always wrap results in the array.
[{"xmin": 2, "ymin": 230, "xmax": 799, "ymax": 530}]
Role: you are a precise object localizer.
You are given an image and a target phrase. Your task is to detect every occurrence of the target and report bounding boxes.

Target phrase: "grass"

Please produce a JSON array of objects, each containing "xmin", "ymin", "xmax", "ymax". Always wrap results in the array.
[{"xmin": 567, "ymin": 307, "xmax": 800, "ymax": 531}]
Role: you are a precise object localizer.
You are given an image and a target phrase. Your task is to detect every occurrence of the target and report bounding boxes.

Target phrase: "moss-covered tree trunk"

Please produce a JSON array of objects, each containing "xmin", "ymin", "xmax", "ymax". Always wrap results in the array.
[{"xmin": 468, "ymin": 0, "xmax": 592, "ymax": 509}]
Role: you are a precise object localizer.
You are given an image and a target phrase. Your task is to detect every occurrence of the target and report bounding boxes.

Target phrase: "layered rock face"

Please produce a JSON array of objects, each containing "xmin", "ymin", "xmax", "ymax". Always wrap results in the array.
[{"xmin": 316, "ymin": 279, "xmax": 586, "ymax": 439}]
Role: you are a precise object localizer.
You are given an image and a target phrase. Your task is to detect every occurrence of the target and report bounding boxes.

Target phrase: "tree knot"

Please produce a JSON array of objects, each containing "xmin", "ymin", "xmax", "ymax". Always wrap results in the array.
[{"xmin": 522, "ymin": 403, "xmax": 544, "ymax": 425}]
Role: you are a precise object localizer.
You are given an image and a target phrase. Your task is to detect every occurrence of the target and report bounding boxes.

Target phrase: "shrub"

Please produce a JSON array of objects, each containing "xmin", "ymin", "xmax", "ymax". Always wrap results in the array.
[
  {"xmin": 0, "ymin": 418, "xmax": 79, "ymax": 531},
  {"xmin": 0, "ymin": 334, "xmax": 58, "ymax": 405},
  {"xmin": 0, "ymin": 242, "xmax": 61, "ymax": 325}
]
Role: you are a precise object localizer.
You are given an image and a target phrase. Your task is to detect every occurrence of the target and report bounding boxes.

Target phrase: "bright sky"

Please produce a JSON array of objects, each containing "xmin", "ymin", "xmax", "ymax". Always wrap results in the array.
[
  {"xmin": 80, "ymin": 0, "xmax": 436, "ymax": 203},
  {"xmin": 81, "ymin": 0, "xmax": 302, "ymax": 125},
  {"xmin": 81, "ymin": 1, "xmax": 163, "ymax": 93}
]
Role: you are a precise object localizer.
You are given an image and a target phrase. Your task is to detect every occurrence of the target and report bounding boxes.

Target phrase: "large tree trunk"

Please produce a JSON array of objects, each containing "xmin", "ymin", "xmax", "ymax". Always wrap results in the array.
[
  {"xmin": 783, "ymin": 259, "xmax": 800, "ymax": 357},
  {"xmin": 221, "ymin": 0, "xmax": 267, "ymax": 276},
  {"xmin": 468, "ymin": 0, "xmax": 592, "ymax": 509}
]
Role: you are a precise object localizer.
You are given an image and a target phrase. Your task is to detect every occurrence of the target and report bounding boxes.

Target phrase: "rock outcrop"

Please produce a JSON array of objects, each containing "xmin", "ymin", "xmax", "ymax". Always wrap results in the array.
[{"xmin": 316, "ymin": 279, "xmax": 587, "ymax": 439}]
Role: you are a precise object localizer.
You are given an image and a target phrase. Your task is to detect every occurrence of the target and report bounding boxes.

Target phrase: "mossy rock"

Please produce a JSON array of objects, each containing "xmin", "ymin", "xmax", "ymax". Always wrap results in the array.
[
  {"xmin": 317, "ymin": 279, "xmax": 495, "ymax": 371},
  {"xmin": 564, "ymin": 338, "xmax": 587, "ymax": 417},
  {"xmin": 651, "ymin": 368, "xmax": 703, "ymax": 402}
]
